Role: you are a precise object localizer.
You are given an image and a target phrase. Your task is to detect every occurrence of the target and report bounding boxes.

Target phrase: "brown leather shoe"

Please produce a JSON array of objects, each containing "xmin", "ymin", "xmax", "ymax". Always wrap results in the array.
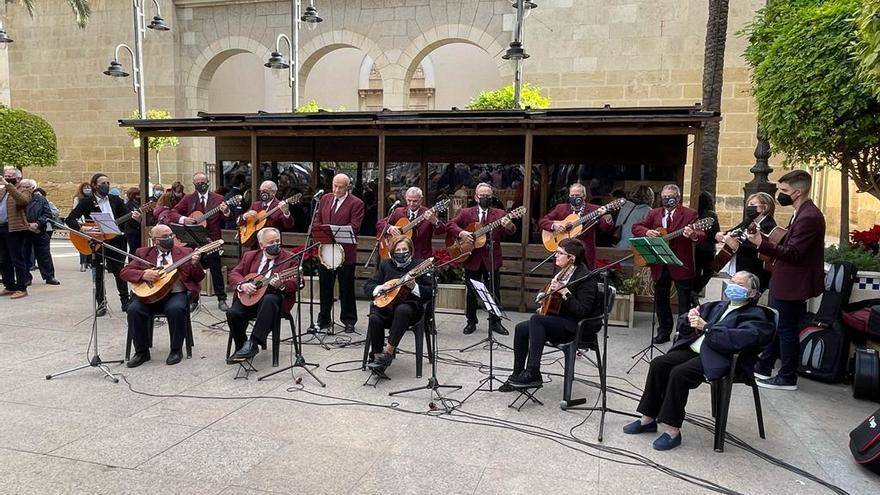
[
  {"xmin": 10, "ymin": 291, "xmax": 28, "ymax": 299},
  {"xmin": 0, "ymin": 289, "xmax": 14, "ymax": 296}
]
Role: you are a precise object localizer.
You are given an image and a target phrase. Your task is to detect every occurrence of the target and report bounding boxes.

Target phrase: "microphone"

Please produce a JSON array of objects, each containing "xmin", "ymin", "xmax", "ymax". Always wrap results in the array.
[
  {"xmin": 312, "ymin": 189, "xmax": 324, "ymax": 201},
  {"xmin": 388, "ymin": 199, "xmax": 401, "ymax": 212}
]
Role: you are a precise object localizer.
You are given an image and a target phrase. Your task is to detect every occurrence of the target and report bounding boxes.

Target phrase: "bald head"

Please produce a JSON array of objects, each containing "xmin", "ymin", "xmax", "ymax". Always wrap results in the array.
[
  {"xmin": 332, "ymin": 174, "xmax": 351, "ymax": 198},
  {"xmin": 150, "ymin": 225, "xmax": 172, "ymax": 239}
]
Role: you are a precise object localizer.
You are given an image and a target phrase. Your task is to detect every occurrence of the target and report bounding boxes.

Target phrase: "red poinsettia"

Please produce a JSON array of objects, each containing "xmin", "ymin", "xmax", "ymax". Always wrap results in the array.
[{"xmin": 850, "ymin": 225, "xmax": 880, "ymax": 253}]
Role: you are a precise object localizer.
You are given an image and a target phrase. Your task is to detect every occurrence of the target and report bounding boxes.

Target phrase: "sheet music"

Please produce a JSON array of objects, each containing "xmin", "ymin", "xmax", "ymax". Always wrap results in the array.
[
  {"xmin": 469, "ymin": 278, "xmax": 508, "ymax": 320},
  {"xmin": 328, "ymin": 225, "xmax": 357, "ymax": 245},
  {"xmin": 90, "ymin": 212, "xmax": 123, "ymax": 235}
]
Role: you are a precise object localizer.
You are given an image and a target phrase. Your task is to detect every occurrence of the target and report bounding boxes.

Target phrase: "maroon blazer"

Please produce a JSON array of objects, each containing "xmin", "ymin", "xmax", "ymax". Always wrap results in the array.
[
  {"xmin": 631, "ymin": 206, "xmax": 704, "ymax": 281},
  {"xmin": 166, "ymin": 191, "xmax": 229, "ymax": 241},
  {"xmin": 757, "ymin": 199, "xmax": 826, "ymax": 300},
  {"xmin": 228, "ymin": 248, "xmax": 299, "ymax": 314},
  {"xmin": 245, "ymin": 199, "xmax": 295, "ymax": 230},
  {"xmin": 120, "ymin": 245, "xmax": 206, "ymax": 304},
  {"xmin": 314, "ymin": 193, "xmax": 365, "ymax": 265},
  {"xmin": 538, "ymin": 202, "xmax": 613, "ymax": 269},
  {"xmin": 376, "ymin": 206, "xmax": 446, "ymax": 260},
  {"xmin": 446, "ymin": 206, "xmax": 516, "ymax": 271}
]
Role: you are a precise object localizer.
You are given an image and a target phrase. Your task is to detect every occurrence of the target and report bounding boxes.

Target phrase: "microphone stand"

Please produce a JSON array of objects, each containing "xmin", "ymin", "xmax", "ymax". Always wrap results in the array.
[
  {"xmin": 45, "ymin": 221, "xmax": 151, "ymax": 383},
  {"xmin": 530, "ymin": 221, "xmax": 599, "ymax": 274},
  {"xmin": 365, "ymin": 201, "xmax": 399, "ymax": 269},
  {"xmin": 302, "ymin": 194, "xmax": 322, "ymax": 335}
]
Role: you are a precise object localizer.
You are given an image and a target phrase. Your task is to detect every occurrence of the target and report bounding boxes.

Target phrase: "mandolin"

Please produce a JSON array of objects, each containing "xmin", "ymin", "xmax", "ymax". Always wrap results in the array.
[
  {"xmin": 131, "ymin": 240, "xmax": 225, "ymax": 304},
  {"xmin": 373, "ymin": 258, "xmax": 435, "ymax": 309},
  {"xmin": 631, "ymin": 217, "xmax": 716, "ymax": 267},
  {"xmin": 377, "ymin": 199, "xmax": 450, "ymax": 258},
  {"xmin": 541, "ymin": 198, "xmax": 626, "ymax": 252},
  {"xmin": 237, "ymin": 193, "xmax": 302, "ymax": 246},
  {"xmin": 70, "ymin": 200, "xmax": 156, "ymax": 256},
  {"xmin": 187, "ymin": 195, "xmax": 243, "ymax": 227},
  {"xmin": 445, "ymin": 206, "xmax": 526, "ymax": 260},
  {"xmin": 237, "ymin": 265, "xmax": 301, "ymax": 307}
]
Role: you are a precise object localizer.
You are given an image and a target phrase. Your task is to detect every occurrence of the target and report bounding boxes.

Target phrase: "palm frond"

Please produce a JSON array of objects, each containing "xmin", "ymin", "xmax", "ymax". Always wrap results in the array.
[{"xmin": 7, "ymin": 0, "xmax": 90, "ymax": 28}]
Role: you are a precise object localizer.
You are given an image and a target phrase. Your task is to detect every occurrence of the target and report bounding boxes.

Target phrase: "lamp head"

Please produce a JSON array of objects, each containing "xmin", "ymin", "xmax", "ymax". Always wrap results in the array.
[
  {"xmin": 147, "ymin": 15, "xmax": 171, "ymax": 31},
  {"xmin": 501, "ymin": 41, "xmax": 529, "ymax": 63},
  {"xmin": 265, "ymin": 52, "xmax": 290, "ymax": 70},
  {"xmin": 0, "ymin": 28, "xmax": 12, "ymax": 44},
  {"xmin": 301, "ymin": 6, "xmax": 323, "ymax": 31},
  {"xmin": 103, "ymin": 60, "xmax": 130, "ymax": 77}
]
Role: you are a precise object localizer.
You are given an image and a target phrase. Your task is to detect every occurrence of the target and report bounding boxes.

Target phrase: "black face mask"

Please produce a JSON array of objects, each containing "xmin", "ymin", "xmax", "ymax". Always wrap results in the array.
[
  {"xmin": 569, "ymin": 196, "xmax": 584, "ymax": 208},
  {"xmin": 158, "ymin": 237, "xmax": 174, "ymax": 251},
  {"xmin": 391, "ymin": 251, "xmax": 411, "ymax": 266},
  {"xmin": 265, "ymin": 243, "xmax": 282, "ymax": 256},
  {"xmin": 662, "ymin": 197, "xmax": 677, "ymax": 208},
  {"xmin": 97, "ymin": 184, "xmax": 111, "ymax": 196},
  {"xmin": 5, "ymin": 177, "xmax": 17, "ymax": 185},
  {"xmin": 260, "ymin": 192, "xmax": 271, "ymax": 203},
  {"xmin": 478, "ymin": 197, "xmax": 491, "ymax": 209},
  {"xmin": 745, "ymin": 205, "xmax": 760, "ymax": 219},
  {"xmin": 195, "ymin": 182, "xmax": 209, "ymax": 194},
  {"xmin": 777, "ymin": 192, "xmax": 794, "ymax": 207}
]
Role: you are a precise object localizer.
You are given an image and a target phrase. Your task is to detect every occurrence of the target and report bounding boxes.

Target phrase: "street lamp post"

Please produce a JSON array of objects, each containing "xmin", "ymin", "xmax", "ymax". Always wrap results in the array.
[
  {"xmin": 504, "ymin": 1, "xmax": 536, "ymax": 109},
  {"xmin": 103, "ymin": 0, "xmax": 170, "ymax": 119},
  {"xmin": 266, "ymin": 0, "xmax": 323, "ymax": 112}
]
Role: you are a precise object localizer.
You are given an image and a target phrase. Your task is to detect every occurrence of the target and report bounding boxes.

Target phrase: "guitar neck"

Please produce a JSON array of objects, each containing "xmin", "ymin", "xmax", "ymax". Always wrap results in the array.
[
  {"xmin": 163, "ymin": 251, "xmax": 200, "ymax": 272},
  {"xmin": 256, "ymin": 266, "xmax": 298, "ymax": 287},
  {"xmin": 474, "ymin": 214, "xmax": 509, "ymax": 237},
  {"xmin": 199, "ymin": 204, "xmax": 225, "ymax": 222},
  {"xmin": 570, "ymin": 208, "xmax": 602, "ymax": 229}
]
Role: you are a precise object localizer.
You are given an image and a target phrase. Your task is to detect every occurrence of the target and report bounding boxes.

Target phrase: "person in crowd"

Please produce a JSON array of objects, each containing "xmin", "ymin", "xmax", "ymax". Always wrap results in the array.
[
  {"xmin": 501, "ymin": 238, "xmax": 601, "ymax": 390},
  {"xmin": 631, "ymin": 184, "xmax": 705, "ymax": 344},
  {"xmin": 716, "ymin": 192, "xmax": 777, "ymax": 292},
  {"xmin": 692, "ymin": 191, "xmax": 720, "ymax": 302},
  {"xmin": 624, "ymin": 271, "xmax": 774, "ymax": 450},
  {"xmin": 376, "ymin": 186, "xmax": 445, "ymax": 260},
  {"xmin": 364, "ymin": 236, "xmax": 434, "ymax": 374},
  {"xmin": 613, "ymin": 185, "xmax": 654, "ymax": 249},
  {"xmin": 0, "ymin": 167, "xmax": 34, "ymax": 299},
  {"xmin": 124, "ymin": 186, "xmax": 143, "ymax": 253},
  {"xmin": 22, "ymin": 181, "xmax": 59, "ymax": 286},
  {"xmin": 538, "ymin": 182, "xmax": 613, "ymax": 269},
  {"xmin": 152, "ymin": 181, "xmax": 184, "ymax": 225},
  {"xmin": 73, "ymin": 181, "xmax": 93, "ymax": 272},
  {"xmin": 748, "ymin": 170, "xmax": 825, "ymax": 391}
]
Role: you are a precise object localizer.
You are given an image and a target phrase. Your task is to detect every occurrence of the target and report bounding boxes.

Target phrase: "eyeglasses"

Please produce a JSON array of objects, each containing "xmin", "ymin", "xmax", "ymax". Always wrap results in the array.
[{"xmin": 554, "ymin": 250, "xmax": 570, "ymax": 257}]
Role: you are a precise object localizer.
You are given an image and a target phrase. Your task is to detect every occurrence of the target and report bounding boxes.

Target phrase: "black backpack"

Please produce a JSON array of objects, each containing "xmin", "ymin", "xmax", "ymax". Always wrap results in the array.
[{"xmin": 849, "ymin": 406, "xmax": 880, "ymax": 474}]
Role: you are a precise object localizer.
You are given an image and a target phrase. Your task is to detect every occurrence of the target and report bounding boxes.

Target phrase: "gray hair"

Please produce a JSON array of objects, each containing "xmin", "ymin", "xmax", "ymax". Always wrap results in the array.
[
  {"xmin": 734, "ymin": 271, "xmax": 760, "ymax": 292},
  {"xmin": 20, "ymin": 179, "xmax": 37, "ymax": 189},
  {"xmin": 3, "ymin": 166, "xmax": 22, "ymax": 178},
  {"xmin": 569, "ymin": 183, "xmax": 587, "ymax": 195},
  {"xmin": 475, "ymin": 182, "xmax": 493, "ymax": 193},
  {"xmin": 405, "ymin": 187, "xmax": 423, "ymax": 198},
  {"xmin": 257, "ymin": 227, "xmax": 281, "ymax": 245},
  {"xmin": 661, "ymin": 184, "xmax": 681, "ymax": 197},
  {"xmin": 260, "ymin": 180, "xmax": 278, "ymax": 193}
]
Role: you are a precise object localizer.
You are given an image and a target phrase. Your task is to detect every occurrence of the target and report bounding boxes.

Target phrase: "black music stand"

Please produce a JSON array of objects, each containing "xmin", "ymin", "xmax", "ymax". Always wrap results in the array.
[
  {"xmin": 461, "ymin": 279, "xmax": 509, "ymax": 401},
  {"xmin": 626, "ymin": 237, "xmax": 683, "ymax": 374},
  {"xmin": 170, "ymin": 224, "xmax": 211, "ymax": 247}
]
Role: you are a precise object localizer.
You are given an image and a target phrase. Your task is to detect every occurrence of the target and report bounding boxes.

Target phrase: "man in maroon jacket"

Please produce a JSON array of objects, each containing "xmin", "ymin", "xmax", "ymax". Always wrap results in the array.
[
  {"xmin": 748, "ymin": 170, "xmax": 826, "ymax": 391},
  {"xmin": 121, "ymin": 225, "xmax": 204, "ymax": 367},
  {"xmin": 632, "ymin": 184, "xmax": 704, "ymax": 344},
  {"xmin": 314, "ymin": 174, "xmax": 365, "ymax": 333},
  {"xmin": 376, "ymin": 186, "xmax": 445, "ymax": 260},
  {"xmin": 166, "ymin": 172, "xmax": 231, "ymax": 311},
  {"xmin": 240, "ymin": 180, "xmax": 295, "ymax": 239},
  {"xmin": 538, "ymin": 182, "xmax": 614, "ymax": 269},
  {"xmin": 226, "ymin": 227, "xmax": 299, "ymax": 363},
  {"xmin": 447, "ymin": 182, "xmax": 516, "ymax": 335}
]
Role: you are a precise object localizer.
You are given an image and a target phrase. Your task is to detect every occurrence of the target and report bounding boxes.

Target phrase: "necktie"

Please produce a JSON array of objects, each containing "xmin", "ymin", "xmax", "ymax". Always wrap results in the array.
[
  {"xmin": 201, "ymin": 195, "xmax": 207, "ymax": 210},
  {"xmin": 259, "ymin": 257, "xmax": 273, "ymax": 274},
  {"xmin": 479, "ymin": 209, "xmax": 486, "ymax": 224},
  {"xmin": 160, "ymin": 253, "xmax": 169, "ymax": 267},
  {"xmin": 663, "ymin": 211, "xmax": 672, "ymax": 229},
  {"xmin": 409, "ymin": 210, "xmax": 416, "ymax": 221},
  {"xmin": 332, "ymin": 198, "xmax": 340, "ymax": 214}
]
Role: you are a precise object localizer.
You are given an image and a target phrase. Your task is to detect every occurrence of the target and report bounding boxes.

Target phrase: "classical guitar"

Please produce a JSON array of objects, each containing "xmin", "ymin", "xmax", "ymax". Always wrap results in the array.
[
  {"xmin": 237, "ymin": 193, "xmax": 302, "ymax": 246},
  {"xmin": 70, "ymin": 200, "xmax": 156, "ymax": 256},
  {"xmin": 536, "ymin": 264, "xmax": 575, "ymax": 316},
  {"xmin": 445, "ymin": 206, "xmax": 526, "ymax": 260},
  {"xmin": 188, "ymin": 195, "xmax": 243, "ymax": 227},
  {"xmin": 631, "ymin": 217, "xmax": 716, "ymax": 267},
  {"xmin": 541, "ymin": 198, "xmax": 626, "ymax": 252},
  {"xmin": 237, "ymin": 265, "xmax": 301, "ymax": 307},
  {"xmin": 373, "ymin": 258, "xmax": 435, "ymax": 309},
  {"xmin": 377, "ymin": 199, "xmax": 450, "ymax": 258},
  {"xmin": 131, "ymin": 239, "xmax": 225, "ymax": 304},
  {"xmin": 758, "ymin": 226, "xmax": 788, "ymax": 272},
  {"xmin": 710, "ymin": 222, "xmax": 763, "ymax": 273}
]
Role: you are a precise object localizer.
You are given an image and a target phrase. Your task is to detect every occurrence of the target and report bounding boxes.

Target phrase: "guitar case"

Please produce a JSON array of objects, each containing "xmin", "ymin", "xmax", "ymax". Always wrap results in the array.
[
  {"xmin": 853, "ymin": 347, "xmax": 880, "ymax": 402},
  {"xmin": 849, "ymin": 406, "xmax": 880, "ymax": 474}
]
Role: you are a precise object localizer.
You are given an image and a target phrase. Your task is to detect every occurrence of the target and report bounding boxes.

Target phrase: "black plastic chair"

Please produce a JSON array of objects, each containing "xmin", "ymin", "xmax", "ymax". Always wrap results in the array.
[
  {"xmin": 361, "ymin": 303, "xmax": 434, "ymax": 379},
  {"xmin": 560, "ymin": 283, "xmax": 616, "ymax": 408},
  {"xmin": 125, "ymin": 304, "xmax": 194, "ymax": 361},
  {"xmin": 225, "ymin": 312, "xmax": 295, "ymax": 367}
]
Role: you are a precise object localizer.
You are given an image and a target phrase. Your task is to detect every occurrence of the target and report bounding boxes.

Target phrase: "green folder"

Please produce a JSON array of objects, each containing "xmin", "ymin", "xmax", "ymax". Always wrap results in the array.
[{"xmin": 629, "ymin": 237, "xmax": 684, "ymax": 266}]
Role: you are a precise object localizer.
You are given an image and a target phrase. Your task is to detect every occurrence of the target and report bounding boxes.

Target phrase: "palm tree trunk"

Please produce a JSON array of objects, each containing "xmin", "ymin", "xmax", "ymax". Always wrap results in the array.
[
  {"xmin": 840, "ymin": 160, "xmax": 850, "ymax": 247},
  {"xmin": 699, "ymin": 0, "xmax": 730, "ymax": 197}
]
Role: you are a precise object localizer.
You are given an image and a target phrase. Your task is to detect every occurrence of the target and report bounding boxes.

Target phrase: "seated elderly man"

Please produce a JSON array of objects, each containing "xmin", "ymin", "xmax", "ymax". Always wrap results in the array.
[{"xmin": 624, "ymin": 271, "xmax": 775, "ymax": 451}]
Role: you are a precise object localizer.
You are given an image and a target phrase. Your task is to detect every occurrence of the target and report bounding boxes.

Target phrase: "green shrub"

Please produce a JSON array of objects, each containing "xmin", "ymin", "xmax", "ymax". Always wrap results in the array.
[
  {"xmin": 466, "ymin": 83, "xmax": 550, "ymax": 110},
  {"xmin": 824, "ymin": 244, "xmax": 880, "ymax": 272},
  {"xmin": 0, "ymin": 106, "xmax": 58, "ymax": 168}
]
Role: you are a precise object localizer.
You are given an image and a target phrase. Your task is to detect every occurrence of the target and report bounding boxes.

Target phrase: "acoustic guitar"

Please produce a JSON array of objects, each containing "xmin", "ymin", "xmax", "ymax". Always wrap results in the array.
[
  {"xmin": 373, "ymin": 258, "xmax": 435, "ymax": 309},
  {"xmin": 445, "ymin": 206, "xmax": 526, "ymax": 260},
  {"xmin": 377, "ymin": 199, "xmax": 450, "ymax": 258},
  {"xmin": 131, "ymin": 239, "xmax": 225, "ymax": 304},
  {"xmin": 541, "ymin": 198, "xmax": 626, "ymax": 252},
  {"xmin": 237, "ymin": 265, "xmax": 301, "ymax": 307},
  {"xmin": 630, "ymin": 217, "xmax": 716, "ymax": 267},
  {"xmin": 758, "ymin": 226, "xmax": 788, "ymax": 272},
  {"xmin": 187, "ymin": 195, "xmax": 243, "ymax": 227},
  {"xmin": 70, "ymin": 200, "xmax": 156, "ymax": 256},
  {"xmin": 237, "ymin": 193, "xmax": 302, "ymax": 246}
]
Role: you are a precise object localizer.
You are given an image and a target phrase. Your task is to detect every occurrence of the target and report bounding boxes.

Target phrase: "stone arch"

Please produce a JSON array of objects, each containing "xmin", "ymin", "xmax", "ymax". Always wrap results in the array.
[{"xmin": 298, "ymin": 29, "xmax": 385, "ymax": 95}]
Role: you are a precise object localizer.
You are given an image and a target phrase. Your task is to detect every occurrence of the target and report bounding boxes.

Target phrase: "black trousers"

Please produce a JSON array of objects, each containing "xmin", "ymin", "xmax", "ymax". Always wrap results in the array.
[
  {"xmin": 464, "ymin": 265, "xmax": 501, "ymax": 325},
  {"xmin": 22, "ymin": 231, "xmax": 55, "ymax": 281},
  {"xmin": 756, "ymin": 295, "xmax": 806, "ymax": 381},
  {"xmin": 0, "ymin": 226, "xmax": 28, "ymax": 291},
  {"xmin": 654, "ymin": 266, "xmax": 694, "ymax": 338},
  {"xmin": 368, "ymin": 302, "xmax": 422, "ymax": 355},
  {"xmin": 226, "ymin": 292, "xmax": 283, "ymax": 351},
  {"xmin": 200, "ymin": 251, "xmax": 226, "ymax": 301},
  {"xmin": 637, "ymin": 348, "xmax": 705, "ymax": 428},
  {"xmin": 513, "ymin": 314, "xmax": 578, "ymax": 374},
  {"xmin": 317, "ymin": 263, "xmax": 357, "ymax": 327},
  {"xmin": 692, "ymin": 250, "xmax": 715, "ymax": 294},
  {"xmin": 127, "ymin": 292, "xmax": 189, "ymax": 353},
  {"xmin": 93, "ymin": 237, "xmax": 130, "ymax": 307}
]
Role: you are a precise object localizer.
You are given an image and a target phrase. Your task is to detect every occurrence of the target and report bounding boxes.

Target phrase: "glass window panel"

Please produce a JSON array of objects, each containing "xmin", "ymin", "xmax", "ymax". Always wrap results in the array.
[
  {"xmin": 385, "ymin": 162, "xmax": 423, "ymax": 206},
  {"xmin": 255, "ymin": 161, "xmax": 315, "ymax": 233}
]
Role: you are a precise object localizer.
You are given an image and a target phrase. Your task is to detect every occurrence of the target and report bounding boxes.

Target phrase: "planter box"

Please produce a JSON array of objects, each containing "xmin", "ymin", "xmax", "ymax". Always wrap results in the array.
[
  {"xmin": 298, "ymin": 275, "xmax": 337, "ymax": 302},
  {"xmin": 436, "ymin": 283, "xmax": 466, "ymax": 314},
  {"xmin": 608, "ymin": 292, "xmax": 634, "ymax": 328}
]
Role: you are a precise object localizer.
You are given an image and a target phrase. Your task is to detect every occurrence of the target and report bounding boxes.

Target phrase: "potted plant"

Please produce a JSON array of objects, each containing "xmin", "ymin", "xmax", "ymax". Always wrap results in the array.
[
  {"xmin": 825, "ymin": 225, "xmax": 880, "ymax": 303},
  {"xmin": 432, "ymin": 250, "xmax": 467, "ymax": 313}
]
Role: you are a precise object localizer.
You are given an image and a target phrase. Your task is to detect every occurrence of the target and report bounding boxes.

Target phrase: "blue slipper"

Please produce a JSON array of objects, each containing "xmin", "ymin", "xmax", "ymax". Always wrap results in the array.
[
  {"xmin": 623, "ymin": 419, "xmax": 657, "ymax": 434},
  {"xmin": 652, "ymin": 432, "xmax": 682, "ymax": 451}
]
